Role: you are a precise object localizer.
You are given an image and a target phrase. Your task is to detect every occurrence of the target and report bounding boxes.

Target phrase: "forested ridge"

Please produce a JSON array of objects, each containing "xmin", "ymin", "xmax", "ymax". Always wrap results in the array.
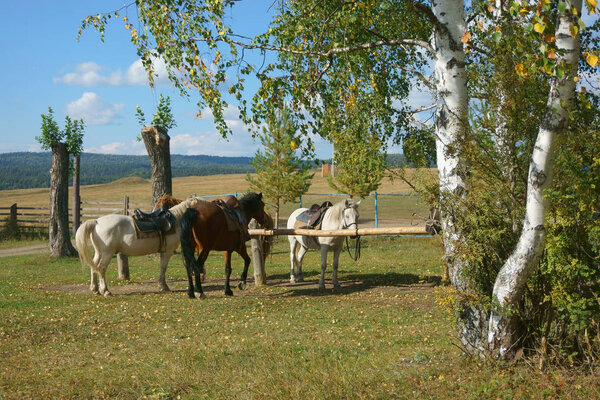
[
  {"xmin": 0, "ymin": 152, "xmax": 254, "ymax": 190},
  {"xmin": 0, "ymin": 152, "xmax": 410, "ymax": 190}
]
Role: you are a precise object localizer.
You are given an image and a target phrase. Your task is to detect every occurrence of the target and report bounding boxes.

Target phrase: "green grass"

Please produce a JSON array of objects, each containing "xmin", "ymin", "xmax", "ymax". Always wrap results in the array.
[{"xmin": 1, "ymin": 237, "xmax": 599, "ymax": 399}]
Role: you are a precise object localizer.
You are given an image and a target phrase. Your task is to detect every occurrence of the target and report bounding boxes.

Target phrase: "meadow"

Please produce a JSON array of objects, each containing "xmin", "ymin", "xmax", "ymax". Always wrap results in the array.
[{"xmin": 1, "ymin": 172, "xmax": 599, "ymax": 399}]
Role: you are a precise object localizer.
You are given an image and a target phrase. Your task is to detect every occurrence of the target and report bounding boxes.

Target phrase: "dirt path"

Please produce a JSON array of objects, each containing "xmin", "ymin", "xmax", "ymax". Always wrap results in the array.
[{"xmin": 0, "ymin": 243, "xmax": 47, "ymax": 258}]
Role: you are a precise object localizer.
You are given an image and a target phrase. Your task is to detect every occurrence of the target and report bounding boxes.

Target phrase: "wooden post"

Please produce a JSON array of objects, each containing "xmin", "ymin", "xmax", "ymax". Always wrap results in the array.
[
  {"xmin": 10, "ymin": 203, "xmax": 17, "ymax": 224},
  {"xmin": 117, "ymin": 195, "xmax": 130, "ymax": 280},
  {"xmin": 249, "ymin": 219, "xmax": 266, "ymax": 286},
  {"xmin": 72, "ymin": 155, "xmax": 81, "ymax": 234}
]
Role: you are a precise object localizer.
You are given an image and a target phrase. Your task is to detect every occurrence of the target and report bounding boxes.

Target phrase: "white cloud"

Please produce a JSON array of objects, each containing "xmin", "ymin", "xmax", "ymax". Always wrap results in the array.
[
  {"xmin": 169, "ymin": 131, "xmax": 260, "ymax": 157},
  {"xmin": 86, "ymin": 140, "xmax": 146, "ymax": 155},
  {"xmin": 66, "ymin": 92, "xmax": 124, "ymax": 125},
  {"xmin": 54, "ymin": 59, "xmax": 171, "ymax": 87}
]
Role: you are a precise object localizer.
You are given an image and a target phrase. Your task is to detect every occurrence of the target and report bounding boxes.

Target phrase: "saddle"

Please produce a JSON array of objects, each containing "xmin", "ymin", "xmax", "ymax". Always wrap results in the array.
[
  {"xmin": 132, "ymin": 207, "xmax": 176, "ymax": 233},
  {"xmin": 212, "ymin": 196, "xmax": 250, "ymax": 242},
  {"xmin": 294, "ymin": 201, "xmax": 333, "ymax": 230},
  {"xmin": 132, "ymin": 207, "xmax": 177, "ymax": 252}
]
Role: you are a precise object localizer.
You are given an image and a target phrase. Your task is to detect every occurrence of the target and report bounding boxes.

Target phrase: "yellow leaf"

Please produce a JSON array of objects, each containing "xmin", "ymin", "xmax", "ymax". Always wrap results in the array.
[
  {"xmin": 515, "ymin": 63, "xmax": 525, "ymax": 73},
  {"xmin": 547, "ymin": 49, "xmax": 556, "ymax": 59},
  {"xmin": 461, "ymin": 31, "xmax": 471, "ymax": 44},
  {"xmin": 574, "ymin": 76, "xmax": 579, "ymax": 82},
  {"xmin": 570, "ymin": 24, "xmax": 579, "ymax": 37},
  {"xmin": 587, "ymin": 54, "xmax": 599, "ymax": 67},
  {"xmin": 534, "ymin": 23, "xmax": 545, "ymax": 33},
  {"xmin": 477, "ymin": 22, "xmax": 483, "ymax": 30}
]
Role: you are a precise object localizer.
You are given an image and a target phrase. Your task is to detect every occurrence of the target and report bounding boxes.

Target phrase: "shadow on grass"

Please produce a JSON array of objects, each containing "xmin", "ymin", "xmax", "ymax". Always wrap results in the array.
[{"xmin": 262, "ymin": 271, "xmax": 442, "ymax": 298}]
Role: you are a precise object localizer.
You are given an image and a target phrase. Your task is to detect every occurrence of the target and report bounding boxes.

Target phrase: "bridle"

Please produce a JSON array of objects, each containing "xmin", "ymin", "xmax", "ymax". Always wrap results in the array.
[{"xmin": 342, "ymin": 206, "xmax": 361, "ymax": 261}]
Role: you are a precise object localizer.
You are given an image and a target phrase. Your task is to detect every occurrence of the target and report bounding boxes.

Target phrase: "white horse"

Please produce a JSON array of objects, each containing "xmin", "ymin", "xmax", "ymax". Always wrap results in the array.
[
  {"xmin": 75, "ymin": 197, "xmax": 198, "ymax": 296},
  {"xmin": 287, "ymin": 198, "xmax": 360, "ymax": 290}
]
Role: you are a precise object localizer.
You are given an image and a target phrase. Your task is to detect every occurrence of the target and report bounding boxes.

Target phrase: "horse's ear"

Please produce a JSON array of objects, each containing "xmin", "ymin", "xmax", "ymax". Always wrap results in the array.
[
  {"xmin": 345, "ymin": 199, "xmax": 350, "ymax": 207},
  {"xmin": 258, "ymin": 193, "xmax": 263, "ymax": 200},
  {"xmin": 355, "ymin": 200, "xmax": 361, "ymax": 207}
]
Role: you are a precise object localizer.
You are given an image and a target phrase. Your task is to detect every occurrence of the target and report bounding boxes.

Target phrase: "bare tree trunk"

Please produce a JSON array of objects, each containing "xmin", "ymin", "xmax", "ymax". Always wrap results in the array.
[
  {"xmin": 141, "ymin": 126, "xmax": 172, "ymax": 205},
  {"xmin": 49, "ymin": 142, "xmax": 77, "ymax": 257},
  {"xmin": 487, "ymin": 0, "xmax": 582, "ymax": 358}
]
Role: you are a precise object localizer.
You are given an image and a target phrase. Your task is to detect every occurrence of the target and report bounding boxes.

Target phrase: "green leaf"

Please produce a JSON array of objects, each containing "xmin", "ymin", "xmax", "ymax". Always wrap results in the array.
[{"xmin": 557, "ymin": 1, "xmax": 567, "ymax": 13}]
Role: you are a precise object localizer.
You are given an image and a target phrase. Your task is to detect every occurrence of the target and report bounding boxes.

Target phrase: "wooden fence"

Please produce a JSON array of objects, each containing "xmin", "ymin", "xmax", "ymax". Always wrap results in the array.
[{"xmin": 0, "ymin": 196, "xmax": 153, "ymax": 234}]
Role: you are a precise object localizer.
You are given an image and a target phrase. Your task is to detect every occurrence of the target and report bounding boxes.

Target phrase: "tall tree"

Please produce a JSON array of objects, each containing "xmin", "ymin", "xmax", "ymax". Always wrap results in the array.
[
  {"xmin": 135, "ymin": 94, "xmax": 176, "ymax": 205},
  {"xmin": 246, "ymin": 107, "xmax": 313, "ymax": 227},
  {"xmin": 36, "ymin": 107, "xmax": 84, "ymax": 257}
]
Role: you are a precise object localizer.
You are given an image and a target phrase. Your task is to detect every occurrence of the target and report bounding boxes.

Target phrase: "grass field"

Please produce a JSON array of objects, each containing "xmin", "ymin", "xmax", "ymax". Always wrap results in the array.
[
  {"xmin": 1, "ymin": 237, "xmax": 599, "ymax": 399},
  {"xmin": 1, "ymin": 172, "xmax": 599, "ymax": 399},
  {"xmin": 0, "ymin": 170, "xmax": 434, "ymax": 229}
]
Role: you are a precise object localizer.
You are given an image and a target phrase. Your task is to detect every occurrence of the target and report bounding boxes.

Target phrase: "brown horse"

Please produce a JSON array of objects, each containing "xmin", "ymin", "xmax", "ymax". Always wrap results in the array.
[{"xmin": 178, "ymin": 192, "xmax": 266, "ymax": 298}]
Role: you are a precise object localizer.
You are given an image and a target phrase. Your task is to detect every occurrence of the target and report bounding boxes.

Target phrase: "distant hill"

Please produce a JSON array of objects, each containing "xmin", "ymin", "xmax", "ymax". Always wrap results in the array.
[
  {"xmin": 0, "ymin": 152, "xmax": 254, "ymax": 190},
  {"xmin": 0, "ymin": 151, "xmax": 412, "ymax": 190}
]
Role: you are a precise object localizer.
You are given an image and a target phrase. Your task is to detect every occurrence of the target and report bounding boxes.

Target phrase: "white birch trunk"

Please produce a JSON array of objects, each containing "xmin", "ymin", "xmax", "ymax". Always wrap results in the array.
[
  {"xmin": 430, "ymin": 0, "xmax": 488, "ymax": 354},
  {"xmin": 431, "ymin": 0, "xmax": 468, "ymax": 287},
  {"xmin": 487, "ymin": 0, "xmax": 582, "ymax": 358}
]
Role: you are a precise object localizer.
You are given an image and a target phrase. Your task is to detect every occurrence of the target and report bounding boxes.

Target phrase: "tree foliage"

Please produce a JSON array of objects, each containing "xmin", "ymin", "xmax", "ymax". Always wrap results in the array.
[
  {"xmin": 246, "ymin": 107, "xmax": 313, "ymax": 221},
  {"xmin": 36, "ymin": 107, "xmax": 84, "ymax": 157},
  {"xmin": 135, "ymin": 94, "xmax": 177, "ymax": 132}
]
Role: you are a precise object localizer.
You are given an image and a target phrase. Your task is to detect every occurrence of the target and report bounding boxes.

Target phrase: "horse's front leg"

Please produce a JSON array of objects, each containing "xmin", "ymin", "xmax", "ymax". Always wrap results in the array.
[
  {"xmin": 158, "ymin": 252, "xmax": 172, "ymax": 292},
  {"xmin": 224, "ymin": 251, "xmax": 234, "ymax": 296},
  {"xmin": 318, "ymin": 244, "xmax": 329, "ymax": 290},
  {"xmin": 332, "ymin": 246, "xmax": 342, "ymax": 291},
  {"xmin": 237, "ymin": 246, "xmax": 251, "ymax": 290}
]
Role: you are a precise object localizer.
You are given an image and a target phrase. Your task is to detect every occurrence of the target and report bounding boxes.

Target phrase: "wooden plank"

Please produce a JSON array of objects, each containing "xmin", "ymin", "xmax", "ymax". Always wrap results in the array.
[{"xmin": 248, "ymin": 226, "xmax": 428, "ymax": 237}]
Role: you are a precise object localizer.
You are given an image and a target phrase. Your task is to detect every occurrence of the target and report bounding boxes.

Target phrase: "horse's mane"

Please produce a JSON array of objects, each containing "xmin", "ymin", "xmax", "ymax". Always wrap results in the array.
[{"xmin": 239, "ymin": 192, "xmax": 263, "ymax": 213}]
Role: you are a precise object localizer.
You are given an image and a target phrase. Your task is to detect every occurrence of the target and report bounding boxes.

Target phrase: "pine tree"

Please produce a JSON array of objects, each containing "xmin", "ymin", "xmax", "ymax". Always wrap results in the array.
[{"xmin": 246, "ymin": 108, "xmax": 313, "ymax": 228}]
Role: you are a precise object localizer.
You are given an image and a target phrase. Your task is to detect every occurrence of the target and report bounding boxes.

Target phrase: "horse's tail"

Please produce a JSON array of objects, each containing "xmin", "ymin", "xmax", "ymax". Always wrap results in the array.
[
  {"xmin": 179, "ymin": 207, "xmax": 199, "ymax": 272},
  {"xmin": 75, "ymin": 219, "xmax": 98, "ymax": 271}
]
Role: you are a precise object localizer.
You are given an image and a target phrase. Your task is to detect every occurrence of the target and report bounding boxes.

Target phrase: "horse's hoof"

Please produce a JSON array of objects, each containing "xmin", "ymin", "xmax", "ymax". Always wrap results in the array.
[
  {"xmin": 159, "ymin": 285, "xmax": 171, "ymax": 293},
  {"xmin": 90, "ymin": 287, "xmax": 100, "ymax": 295},
  {"xmin": 225, "ymin": 289, "xmax": 234, "ymax": 297},
  {"xmin": 318, "ymin": 284, "xmax": 326, "ymax": 291},
  {"xmin": 333, "ymin": 284, "xmax": 342, "ymax": 292},
  {"xmin": 103, "ymin": 290, "xmax": 112, "ymax": 297},
  {"xmin": 297, "ymin": 276, "xmax": 304, "ymax": 283},
  {"xmin": 238, "ymin": 281, "xmax": 246, "ymax": 290},
  {"xmin": 194, "ymin": 292, "xmax": 206, "ymax": 299},
  {"xmin": 290, "ymin": 277, "xmax": 296, "ymax": 284}
]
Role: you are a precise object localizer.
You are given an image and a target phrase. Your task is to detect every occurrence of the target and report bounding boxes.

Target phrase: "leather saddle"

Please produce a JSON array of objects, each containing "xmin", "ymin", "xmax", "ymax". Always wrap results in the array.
[
  {"xmin": 132, "ymin": 207, "xmax": 176, "ymax": 233},
  {"xmin": 295, "ymin": 201, "xmax": 333, "ymax": 229},
  {"xmin": 212, "ymin": 195, "xmax": 250, "ymax": 242}
]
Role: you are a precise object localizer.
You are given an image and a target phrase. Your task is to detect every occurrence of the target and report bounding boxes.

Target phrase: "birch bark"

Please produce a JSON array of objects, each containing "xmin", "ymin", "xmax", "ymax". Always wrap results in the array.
[
  {"xmin": 487, "ymin": 0, "xmax": 583, "ymax": 358},
  {"xmin": 430, "ymin": 0, "xmax": 488, "ymax": 354}
]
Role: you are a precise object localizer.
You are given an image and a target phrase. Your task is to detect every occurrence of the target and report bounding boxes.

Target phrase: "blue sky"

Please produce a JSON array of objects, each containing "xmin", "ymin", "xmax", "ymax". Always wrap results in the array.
[
  {"xmin": 2, "ymin": 2, "xmax": 594, "ymax": 159},
  {"xmin": 0, "ymin": 1, "xmax": 429, "ymax": 159},
  {"xmin": 0, "ymin": 1, "xmax": 281, "ymax": 157}
]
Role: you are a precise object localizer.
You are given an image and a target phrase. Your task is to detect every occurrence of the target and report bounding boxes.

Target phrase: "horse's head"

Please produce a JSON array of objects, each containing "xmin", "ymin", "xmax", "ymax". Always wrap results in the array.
[
  {"xmin": 342, "ymin": 198, "xmax": 361, "ymax": 230},
  {"xmin": 240, "ymin": 192, "xmax": 265, "ymax": 225},
  {"xmin": 153, "ymin": 194, "xmax": 182, "ymax": 211}
]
